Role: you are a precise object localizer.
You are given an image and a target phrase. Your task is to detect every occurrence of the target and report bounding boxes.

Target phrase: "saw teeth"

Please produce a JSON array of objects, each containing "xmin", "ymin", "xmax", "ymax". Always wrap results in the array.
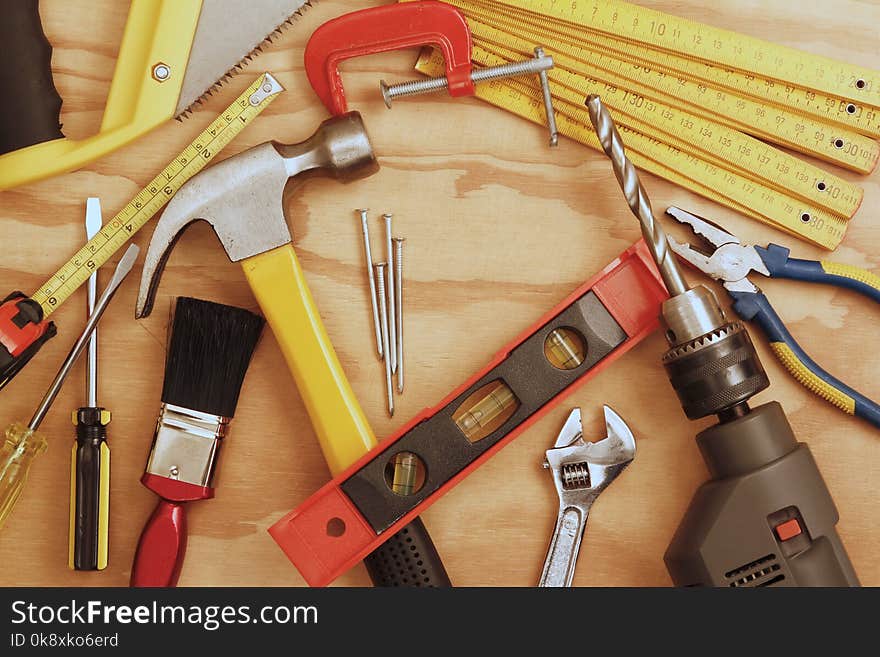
[{"xmin": 179, "ymin": 0, "xmax": 315, "ymax": 118}]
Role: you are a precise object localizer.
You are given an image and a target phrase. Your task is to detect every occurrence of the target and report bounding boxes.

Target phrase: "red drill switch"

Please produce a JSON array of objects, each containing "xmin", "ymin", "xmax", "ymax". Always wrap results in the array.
[
  {"xmin": 270, "ymin": 241, "xmax": 668, "ymax": 586},
  {"xmin": 775, "ymin": 518, "xmax": 803, "ymax": 542},
  {"xmin": 304, "ymin": 1, "xmax": 476, "ymax": 115}
]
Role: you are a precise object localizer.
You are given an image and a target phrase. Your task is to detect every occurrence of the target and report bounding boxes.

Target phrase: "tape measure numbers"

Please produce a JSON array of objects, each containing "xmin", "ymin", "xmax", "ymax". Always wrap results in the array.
[
  {"xmin": 417, "ymin": 48, "xmax": 847, "ymax": 249},
  {"xmin": 470, "ymin": 23, "xmax": 863, "ymax": 220},
  {"xmin": 460, "ymin": 0, "xmax": 880, "ymax": 140},
  {"xmin": 494, "ymin": 0, "xmax": 880, "ymax": 108},
  {"xmin": 32, "ymin": 73, "xmax": 284, "ymax": 316},
  {"xmin": 410, "ymin": 0, "xmax": 879, "ymax": 248},
  {"xmin": 455, "ymin": 0, "xmax": 879, "ymax": 173}
]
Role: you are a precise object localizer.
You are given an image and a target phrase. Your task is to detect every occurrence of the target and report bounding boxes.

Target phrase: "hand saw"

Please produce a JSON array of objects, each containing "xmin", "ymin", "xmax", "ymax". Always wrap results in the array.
[{"xmin": 0, "ymin": 0, "xmax": 308, "ymax": 191}]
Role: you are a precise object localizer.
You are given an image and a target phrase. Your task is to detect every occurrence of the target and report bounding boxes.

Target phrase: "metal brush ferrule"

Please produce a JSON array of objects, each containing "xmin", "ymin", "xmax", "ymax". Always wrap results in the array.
[{"xmin": 145, "ymin": 403, "xmax": 231, "ymax": 488}]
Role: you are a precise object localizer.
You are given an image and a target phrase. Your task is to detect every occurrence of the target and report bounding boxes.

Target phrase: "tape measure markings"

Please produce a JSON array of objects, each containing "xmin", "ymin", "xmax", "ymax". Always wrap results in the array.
[
  {"xmin": 455, "ymin": 0, "xmax": 879, "ymax": 172},
  {"xmin": 474, "ymin": 46, "xmax": 846, "ymax": 234},
  {"xmin": 457, "ymin": 0, "xmax": 880, "ymax": 139},
  {"xmin": 493, "ymin": 0, "xmax": 880, "ymax": 107},
  {"xmin": 417, "ymin": 48, "xmax": 845, "ymax": 249},
  {"xmin": 499, "ymin": 75, "xmax": 846, "ymax": 248},
  {"xmin": 33, "ymin": 73, "xmax": 283, "ymax": 316},
  {"xmin": 470, "ymin": 25, "xmax": 864, "ymax": 218}
]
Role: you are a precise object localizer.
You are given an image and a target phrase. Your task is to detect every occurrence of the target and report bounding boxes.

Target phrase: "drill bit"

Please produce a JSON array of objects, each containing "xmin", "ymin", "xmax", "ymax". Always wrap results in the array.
[{"xmin": 586, "ymin": 95, "xmax": 688, "ymax": 297}]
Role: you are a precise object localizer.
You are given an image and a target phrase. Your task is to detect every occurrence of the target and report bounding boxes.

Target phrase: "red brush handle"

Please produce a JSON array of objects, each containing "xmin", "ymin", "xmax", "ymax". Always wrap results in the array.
[{"xmin": 130, "ymin": 499, "xmax": 187, "ymax": 587}]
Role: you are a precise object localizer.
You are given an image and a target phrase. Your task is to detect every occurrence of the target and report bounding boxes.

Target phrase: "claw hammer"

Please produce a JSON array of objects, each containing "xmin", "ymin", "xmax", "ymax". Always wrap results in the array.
[{"xmin": 134, "ymin": 112, "xmax": 450, "ymax": 586}]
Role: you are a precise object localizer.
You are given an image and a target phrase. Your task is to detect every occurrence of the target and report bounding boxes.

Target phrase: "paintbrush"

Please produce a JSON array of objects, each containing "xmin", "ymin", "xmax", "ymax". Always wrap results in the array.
[{"xmin": 130, "ymin": 297, "xmax": 264, "ymax": 587}]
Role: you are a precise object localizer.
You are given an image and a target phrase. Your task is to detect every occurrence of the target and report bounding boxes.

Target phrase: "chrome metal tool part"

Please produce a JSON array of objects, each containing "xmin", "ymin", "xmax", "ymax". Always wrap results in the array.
[
  {"xmin": 381, "ymin": 51, "xmax": 553, "ymax": 107},
  {"xmin": 358, "ymin": 209, "xmax": 383, "ymax": 358},
  {"xmin": 538, "ymin": 406, "xmax": 635, "ymax": 587},
  {"xmin": 586, "ymin": 95, "xmax": 687, "ymax": 296},
  {"xmin": 384, "ymin": 214, "xmax": 397, "ymax": 374},
  {"xmin": 375, "ymin": 263, "xmax": 394, "ymax": 417},
  {"xmin": 30, "ymin": 245, "xmax": 139, "ymax": 431},
  {"xmin": 176, "ymin": 0, "xmax": 309, "ymax": 116},
  {"xmin": 392, "ymin": 237, "xmax": 405, "ymax": 394},
  {"xmin": 84, "ymin": 199, "xmax": 102, "ymax": 407},
  {"xmin": 534, "ymin": 47, "xmax": 559, "ymax": 146}
]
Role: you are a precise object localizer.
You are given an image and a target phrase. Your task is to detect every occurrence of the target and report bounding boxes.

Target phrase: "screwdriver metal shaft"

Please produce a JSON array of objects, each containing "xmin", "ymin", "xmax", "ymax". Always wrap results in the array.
[
  {"xmin": 586, "ymin": 95, "xmax": 688, "ymax": 296},
  {"xmin": 375, "ymin": 263, "xmax": 394, "ymax": 417},
  {"xmin": 85, "ymin": 199, "xmax": 101, "ymax": 407},
  {"xmin": 0, "ymin": 245, "xmax": 138, "ymax": 531}
]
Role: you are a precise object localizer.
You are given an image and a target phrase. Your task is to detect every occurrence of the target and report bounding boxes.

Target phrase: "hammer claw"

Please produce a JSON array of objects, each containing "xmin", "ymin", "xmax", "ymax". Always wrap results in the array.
[{"xmin": 135, "ymin": 112, "xmax": 378, "ymax": 320}]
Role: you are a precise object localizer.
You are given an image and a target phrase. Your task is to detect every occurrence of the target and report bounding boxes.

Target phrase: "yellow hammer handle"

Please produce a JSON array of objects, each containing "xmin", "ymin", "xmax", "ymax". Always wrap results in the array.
[{"xmin": 242, "ymin": 245, "xmax": 376, "ymax": 475}]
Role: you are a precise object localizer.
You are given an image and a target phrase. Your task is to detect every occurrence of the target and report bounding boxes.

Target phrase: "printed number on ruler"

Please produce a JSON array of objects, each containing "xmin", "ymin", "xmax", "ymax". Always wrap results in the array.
[
  {"xmin": 451, "ymin": 0, "xmax": 879, "ymax": 172},
  {"xmin": 490, "ymin": 0, "xmax": 880, "ymax": 107},
  {"xmin": 32, "ymin": 73, "xmax": 283, "ymax": 316},
  {"xmin": 449, "ymin": 0, "xmax": 880, "ymax": 140},
  {"xmin": 416, "ymin": 48, "xmax": 847, "ymax": 249},
  {"xmin": 470, "ymin": 22, "xmax": 863, "ymax": 219}
]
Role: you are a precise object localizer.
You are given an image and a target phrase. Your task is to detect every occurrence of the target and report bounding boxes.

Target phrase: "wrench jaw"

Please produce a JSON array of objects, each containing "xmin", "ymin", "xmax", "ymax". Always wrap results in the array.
[
  {"xmin": 544, "ymin": 406, "xmax": 635, "ymax": 490},
  {"xmin": 539, "ymin": 406, "xmax": 636, "ymax": 587}
]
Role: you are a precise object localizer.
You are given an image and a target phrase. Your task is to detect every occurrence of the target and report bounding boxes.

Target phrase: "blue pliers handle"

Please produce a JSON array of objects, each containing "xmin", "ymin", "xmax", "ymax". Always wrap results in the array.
[
  {"xmin": 731, "ymin": 244, "xmax": 880, "ymax": 428},
  {"xmin": 757, "ymin": 244, "xmax": 880, "ymax": 303}
]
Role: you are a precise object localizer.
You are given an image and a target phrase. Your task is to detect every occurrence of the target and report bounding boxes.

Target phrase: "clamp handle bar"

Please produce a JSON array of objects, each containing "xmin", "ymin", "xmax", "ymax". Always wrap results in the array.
[{"xmin": 304, "ymin": 1, "xmax": 475, "ymax": 115}]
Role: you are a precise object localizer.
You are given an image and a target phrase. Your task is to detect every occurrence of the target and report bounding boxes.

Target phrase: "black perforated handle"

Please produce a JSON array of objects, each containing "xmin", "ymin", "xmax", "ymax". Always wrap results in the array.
[
  {"xmin": 363, "ymin": 518, "xmax": 451, "ymax": 587},
  {"xmin": 0, "ymin": 0, "xmax": 63, "ymax": 155}
]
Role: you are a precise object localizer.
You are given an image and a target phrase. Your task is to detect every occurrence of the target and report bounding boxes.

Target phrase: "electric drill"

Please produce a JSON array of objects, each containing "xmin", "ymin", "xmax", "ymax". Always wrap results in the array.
[{"xmin": 587, "ymin": 95, "xmax": 859, "ymax": 587}]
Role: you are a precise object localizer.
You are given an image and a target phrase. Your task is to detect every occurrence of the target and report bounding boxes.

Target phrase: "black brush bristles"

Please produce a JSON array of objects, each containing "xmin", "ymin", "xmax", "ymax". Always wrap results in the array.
[{"xmin": 161, "ymin": 297, "xmax": 265, "ymax": 418}]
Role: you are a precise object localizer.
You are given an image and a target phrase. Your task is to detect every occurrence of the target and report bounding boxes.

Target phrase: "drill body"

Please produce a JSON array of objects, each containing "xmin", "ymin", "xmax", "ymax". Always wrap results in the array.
[{"xmin": 658, "ymin": 286, "xmax": 858, "ymax": 587}]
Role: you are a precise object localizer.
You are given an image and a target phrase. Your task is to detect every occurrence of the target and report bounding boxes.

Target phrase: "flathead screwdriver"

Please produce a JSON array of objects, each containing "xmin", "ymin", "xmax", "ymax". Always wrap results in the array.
[
  {"xmin": 70, "ymin": 198, "xmax": 112, "ymax": 571},
  {"xmin": 0, "ymin": 244, "xmax": 138, "ymax": 532}
]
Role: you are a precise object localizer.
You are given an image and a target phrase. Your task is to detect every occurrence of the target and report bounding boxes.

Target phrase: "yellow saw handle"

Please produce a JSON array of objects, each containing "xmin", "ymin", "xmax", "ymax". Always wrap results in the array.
[
  {"xmin": 242, "ymin": 244, "xmax": 376, "ymax": 476},
  {"xmin": 0, "ymin": 0, "xmax": 201, "ymax": 191}
]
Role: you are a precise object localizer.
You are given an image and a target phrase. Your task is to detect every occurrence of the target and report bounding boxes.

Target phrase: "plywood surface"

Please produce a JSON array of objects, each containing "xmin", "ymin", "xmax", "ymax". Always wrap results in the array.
[{"xmin": 0, "ymin": 0, "xmax": 877, "ymax": 587}]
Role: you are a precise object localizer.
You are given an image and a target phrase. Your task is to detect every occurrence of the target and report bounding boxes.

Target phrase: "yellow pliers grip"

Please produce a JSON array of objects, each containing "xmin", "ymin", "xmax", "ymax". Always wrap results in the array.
[
  {"xmin": 242, "ymin": 244, "xmax": 377, "ymax": 476},
  {"xmin": 819, "ymin": 261, "xmax": 880, "ymax": 297},
  {"xmin": 731, "ymin": 290, "xmax": 880, "ymax": 428},
  {"xmin": 0, "ymin": 0, "xmax": 201, "ymax": 190}
]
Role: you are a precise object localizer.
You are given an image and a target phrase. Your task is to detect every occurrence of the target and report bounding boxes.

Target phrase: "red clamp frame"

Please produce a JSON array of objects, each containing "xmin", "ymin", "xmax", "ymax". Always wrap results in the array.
[
  {"xmin": 269, "ymin": 241, "xmax": 668, "ymax": 586},
  {"xmin": 304, "ymin": 1, "xmax": 476, "ymax": 115}
]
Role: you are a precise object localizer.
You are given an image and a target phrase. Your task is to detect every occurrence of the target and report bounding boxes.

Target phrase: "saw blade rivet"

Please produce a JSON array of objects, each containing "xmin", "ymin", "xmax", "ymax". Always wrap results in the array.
[{"xmin": 152, "ymin": 63, "xmax": 171, "ymax": 82}]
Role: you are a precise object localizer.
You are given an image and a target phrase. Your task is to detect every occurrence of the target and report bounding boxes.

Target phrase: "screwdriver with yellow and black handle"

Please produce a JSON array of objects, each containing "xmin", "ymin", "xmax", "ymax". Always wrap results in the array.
[{"xmin": 69, "ymin": 198, "xmax": 111, "ymax": 571}]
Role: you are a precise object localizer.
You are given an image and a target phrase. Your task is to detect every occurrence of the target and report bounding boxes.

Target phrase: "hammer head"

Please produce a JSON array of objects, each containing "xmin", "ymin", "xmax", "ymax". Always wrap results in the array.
[{"xmin": 136, "ymin": 111, "xmax": 378, "ymax": 318}]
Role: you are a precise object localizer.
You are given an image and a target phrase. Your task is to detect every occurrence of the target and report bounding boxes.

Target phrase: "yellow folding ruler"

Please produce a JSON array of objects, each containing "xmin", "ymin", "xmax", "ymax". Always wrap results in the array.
[
  {"xmin": 409, "ymin": 0, "xmax": 880, "ymax": 249},
  {"xmin": 32, "ymin": 72, "xmax": 284, "ymax": 315}
]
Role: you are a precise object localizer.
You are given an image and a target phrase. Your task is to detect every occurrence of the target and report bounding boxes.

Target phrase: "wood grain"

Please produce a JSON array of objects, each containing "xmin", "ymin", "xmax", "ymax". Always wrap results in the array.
[{"xmin": 0, "ymin": 0, "xmax": 877, "ymax": 587}]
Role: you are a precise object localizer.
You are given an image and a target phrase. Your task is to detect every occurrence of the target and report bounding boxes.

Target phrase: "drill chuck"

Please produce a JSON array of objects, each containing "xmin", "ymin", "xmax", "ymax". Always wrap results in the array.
[{"xmin": 659, "ymin": 285, "xmax": 770, "ymax": 419}]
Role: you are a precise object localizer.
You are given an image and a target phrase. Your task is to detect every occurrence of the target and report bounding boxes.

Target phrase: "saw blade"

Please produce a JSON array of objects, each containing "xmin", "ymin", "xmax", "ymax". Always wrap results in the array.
[{"xmin": 175, "ymin": 0, "xmax": 310, "ymax": 117}]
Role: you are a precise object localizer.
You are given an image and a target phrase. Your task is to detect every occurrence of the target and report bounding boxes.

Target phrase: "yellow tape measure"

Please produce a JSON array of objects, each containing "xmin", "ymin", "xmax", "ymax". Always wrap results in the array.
[
  {"xmin": 496, "ymin": 0, "xmax": 880, "ymax": 108},
  {"xmin": 470, "ymin": 21, "xmax": 863, "ymax": 220},
  {"xmin": 32, "ymin": 73, "xmax": 284, "ymax": 316},
  {"xmin": 462, "ymin": 0, "xmax": 880, "ymax": 140},
  {"xmin": 418, "ymin": 48, "xmax": 846, "ymax": 249},
  {"xmin": 457, "ymin": 0, "xmax": 879, "ymax": 173},
  {"xmin": 410, "ymin": 0, "xmax": 879, "ymax": 249}
]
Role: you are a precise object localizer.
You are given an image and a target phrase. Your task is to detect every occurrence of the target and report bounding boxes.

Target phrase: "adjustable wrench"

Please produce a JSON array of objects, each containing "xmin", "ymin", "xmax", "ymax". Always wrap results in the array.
[{"xmin": 539, "ymin": 406, "xmax": 636, "ymax": 587}]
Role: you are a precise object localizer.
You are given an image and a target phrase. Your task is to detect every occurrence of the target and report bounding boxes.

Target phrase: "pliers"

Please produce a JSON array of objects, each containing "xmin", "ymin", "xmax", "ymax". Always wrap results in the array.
[{"xmin": 665, "ymin": 206, "xmax": 880, "ymax": 428}]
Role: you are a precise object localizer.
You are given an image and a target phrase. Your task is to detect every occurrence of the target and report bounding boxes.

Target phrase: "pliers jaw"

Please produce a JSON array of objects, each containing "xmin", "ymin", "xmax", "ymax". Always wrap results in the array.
[{"xmin": 665, "ymin": 206, "xmax": 769, "ymax": 294}]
